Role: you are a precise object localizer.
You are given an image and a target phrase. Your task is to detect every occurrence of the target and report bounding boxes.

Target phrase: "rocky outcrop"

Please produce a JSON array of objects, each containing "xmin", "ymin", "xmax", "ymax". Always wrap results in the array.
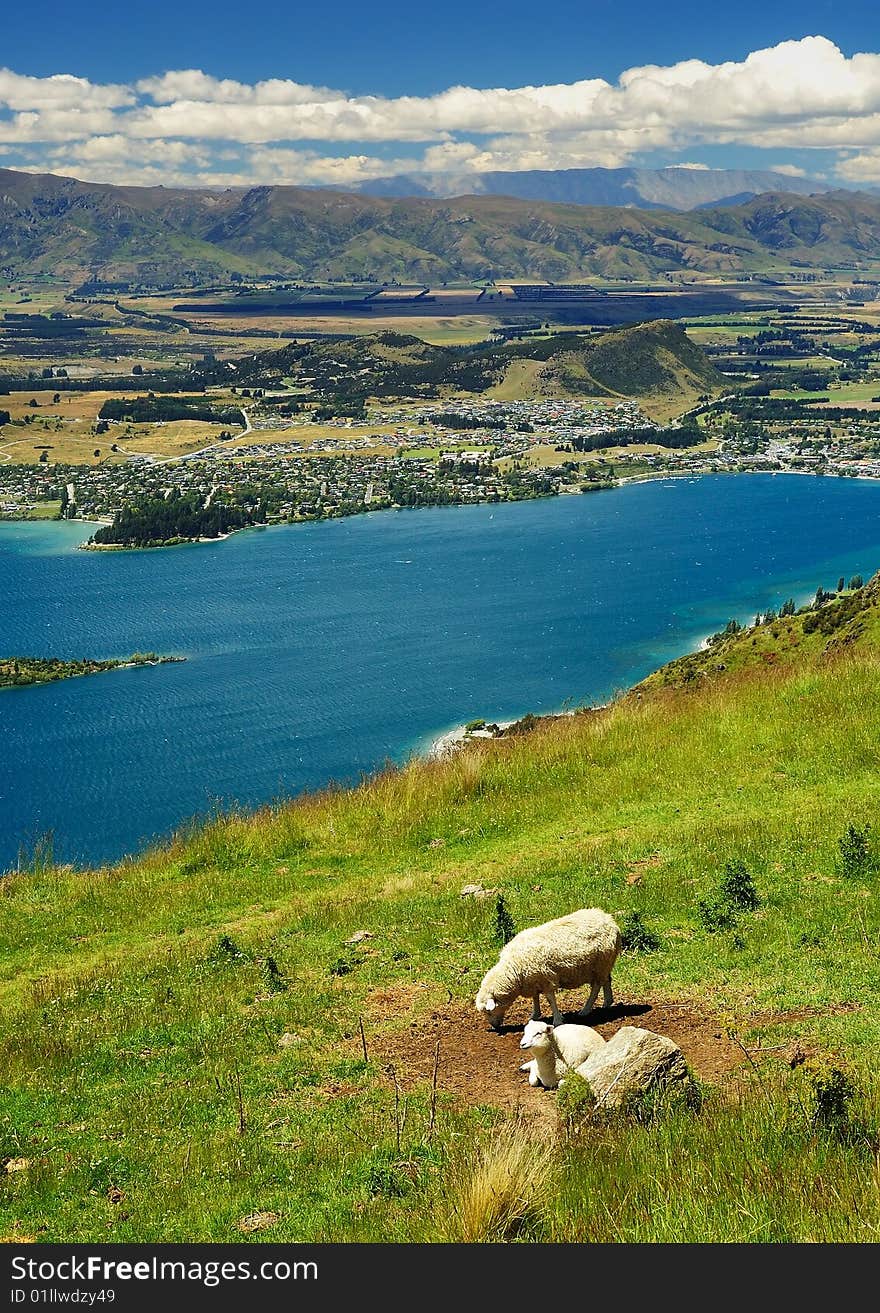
[{"xmin": 574, "ymin": 1025, "xmax": 692, "ymax": 1110}]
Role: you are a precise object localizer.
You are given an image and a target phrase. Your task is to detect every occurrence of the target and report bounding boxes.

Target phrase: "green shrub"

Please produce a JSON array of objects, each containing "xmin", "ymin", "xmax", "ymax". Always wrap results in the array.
[
  {"xmin": 556, "ymin": 1071, "xmax": 596, "ymax": 1128},
  {"xmin": 494, "ymin": 894, "xmax": 515, "ymax": 946},
  {"xmin": 699, "ymin": 859, "xmax": 760, "ymax": 932},
  {"xmin": 807, "ymin": 1062, "xmax": 859, "ymax": 1141},
  {"xmin": 718, "ymin": 859, "xmax": 760, "ymax": 910},
  {"xmin": 615, "ymin": 1075, "xmax": 704, "ymax": 1125},
  {"xmin": 620, "ymin": 910, "xmax": 661, "ymax": 953},
  {"xmin": 697, "ymin": 896, "xmax": 739, "ymax": 933},
  {"xmin": 837, "ymin": 823, "xmax": 874, "ymax": 880},
  {"xmin": 329, "ymin": 955, "xmax": 357, "ymax": 977},
  {"xmin": 262, "ymin": 956, "xmax": 287, "ymax": 994},
  {"xmin": 206, "ymin": 933, "xmax": 249, "ymax": 965}
]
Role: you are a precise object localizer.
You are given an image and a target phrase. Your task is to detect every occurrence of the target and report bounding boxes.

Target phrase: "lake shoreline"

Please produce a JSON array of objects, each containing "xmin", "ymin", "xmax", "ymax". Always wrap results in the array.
[
  {"xmin": 6, "ymin": 466, "xmax": 880, "ymax": 555},
  {"xmin": 72, "ymin": 466, "xmax": 880, "ymax": 552},
  {"xmin": 425, "ymin": 708, "xmax": 592, "ymax": 759}
]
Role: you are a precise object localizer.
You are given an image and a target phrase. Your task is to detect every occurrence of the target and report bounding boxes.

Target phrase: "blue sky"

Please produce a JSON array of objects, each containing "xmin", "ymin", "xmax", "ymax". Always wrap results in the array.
[
  {"xmin": 4, "ymin": 1, "xmax": 868, "ymax": 93},
  {"xmin": 2, "ymin": 1, "xmax": 880, "ymax": 188}
]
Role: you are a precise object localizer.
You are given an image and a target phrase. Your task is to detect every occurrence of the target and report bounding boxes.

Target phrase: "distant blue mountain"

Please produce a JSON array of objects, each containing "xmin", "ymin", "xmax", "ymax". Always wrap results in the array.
[{"xmin": 355, "ymin": 165, "xmax": 837, "ymax": 210}]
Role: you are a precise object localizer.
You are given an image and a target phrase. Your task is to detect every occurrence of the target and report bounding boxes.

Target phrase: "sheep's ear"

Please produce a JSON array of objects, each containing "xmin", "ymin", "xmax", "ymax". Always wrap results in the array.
[{"xmin": 485, "ymin": 996, "xmax": 496, "ymax": 1011}]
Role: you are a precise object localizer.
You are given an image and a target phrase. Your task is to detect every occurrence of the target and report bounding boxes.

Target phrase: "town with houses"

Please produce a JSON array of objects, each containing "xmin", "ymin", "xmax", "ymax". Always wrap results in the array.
[{"xmin": 4, "ymin": 390, "xmax": 880, "ymax": 533}]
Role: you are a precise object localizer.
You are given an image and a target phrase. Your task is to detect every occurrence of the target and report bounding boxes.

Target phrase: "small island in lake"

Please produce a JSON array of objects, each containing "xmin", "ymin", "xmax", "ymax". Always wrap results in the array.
[{"xmin": 0, "ymin": 653, "xmax": 184, "ymax": 688}]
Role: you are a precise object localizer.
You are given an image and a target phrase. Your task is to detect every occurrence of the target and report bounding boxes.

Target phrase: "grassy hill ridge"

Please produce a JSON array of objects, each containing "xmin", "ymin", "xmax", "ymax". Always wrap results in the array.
[
  {"xmin": 251, "ymin": 319, "xmax": 724, "ymax": 415},
  {"xmin": 638, "ymin": 570, "xmax": 880, "ymax": 691},
  {"xmin": 4, "ymin": 569, "xmax": 880, "ymax": 1241}
]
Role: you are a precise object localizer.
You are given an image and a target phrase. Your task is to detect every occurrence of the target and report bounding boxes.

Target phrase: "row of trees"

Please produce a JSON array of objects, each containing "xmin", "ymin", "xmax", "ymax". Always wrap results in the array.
[
  {"xmin": 569, "ymin": 425, "xmax": 703, "ymax": 453},
  {"xmin": 98, "ymin": 397, "xmax": 245, "ymax": 426},
  {"xmin": 0, "ymin": 371, "xmax": 190, "ymax": 396},
  {"xmin": 428, "ymin": 411, "xmax": 507, "ymax": 431},
  {"xmin": 710, "ymin": 398, "xmax": 877, "ymax": 422}
]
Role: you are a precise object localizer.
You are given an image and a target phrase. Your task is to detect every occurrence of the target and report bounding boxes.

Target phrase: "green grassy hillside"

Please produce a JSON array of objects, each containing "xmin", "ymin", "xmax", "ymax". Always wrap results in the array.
[
  {"xmin": 4, "ymin": 579, "xmax": 880, "ymax": 1242},
  {"xmin": 542, "ymin": 318, "xmax": 722, "ymax": 413}
]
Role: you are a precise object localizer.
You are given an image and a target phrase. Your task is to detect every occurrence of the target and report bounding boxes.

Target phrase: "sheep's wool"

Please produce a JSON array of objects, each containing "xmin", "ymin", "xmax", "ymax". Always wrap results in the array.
[{"xmin": 476, "ymin": 908, "xmax": 621, "ymax": 1025}]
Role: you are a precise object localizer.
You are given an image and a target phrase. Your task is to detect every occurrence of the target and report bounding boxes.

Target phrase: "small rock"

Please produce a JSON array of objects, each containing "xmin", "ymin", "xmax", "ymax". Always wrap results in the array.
[
  {"xmin": 278, "ymin": 1032, "xmax": 303, "ymax": 1049},
  {"xmin": 574, "ymin": 1026, "xmax": 691, "ymax": 1111},
  {"xmin": 237, "ymin": 1211, "xmax": 280, "ymax": 1234},
  {"xmin": 460, "ymin": 882, "xmax": 499, "ymax": 899},
  {"xmin": 345, "ymin": 930, "xmax": 373, "ymax": 945},
  {"xmin": 4, "ymin": 1158, "xmax": 30, "ymax": 1174}
]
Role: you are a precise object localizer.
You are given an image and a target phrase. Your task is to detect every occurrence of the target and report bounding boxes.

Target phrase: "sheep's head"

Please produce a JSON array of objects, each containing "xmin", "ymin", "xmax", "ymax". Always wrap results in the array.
[
  {"xmin": 520, "ymin": 1020, "xmax": 553, "ymax": 1051},
  {"xmin": 474, "ymin": 985, "xmax": 507, "ymax": 1030}
]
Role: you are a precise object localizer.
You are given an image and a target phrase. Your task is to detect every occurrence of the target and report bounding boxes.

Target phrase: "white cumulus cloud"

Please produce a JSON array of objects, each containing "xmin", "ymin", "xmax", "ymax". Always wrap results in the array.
[
  {"xmin": 0, "ymin": 68, "xmax": 133, "ymax": 111},
  {"xmin": 5, "ymin": 37, "xmax": 880, "ymax": 186},
  {"xmin": 837, "ymin": 150, "xmax": 880, "ymax": 183}
]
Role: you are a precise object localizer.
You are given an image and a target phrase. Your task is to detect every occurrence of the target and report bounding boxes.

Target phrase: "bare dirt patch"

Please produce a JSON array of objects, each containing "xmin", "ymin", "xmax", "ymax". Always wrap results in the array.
[
  {"xmin": 367, "ymin": 995, "xmax": 746, "ymax": 1117},
  {"xmin": 366, "ymin": 981, "xmax": 440, "ymax": 1015},
  {"xmin": 625, "ymin": 853, "xmax": 662, "ymax": 886},
  {"xmin": 372, "ymin": 998, "xmax": 556, "ymax": 1123}
]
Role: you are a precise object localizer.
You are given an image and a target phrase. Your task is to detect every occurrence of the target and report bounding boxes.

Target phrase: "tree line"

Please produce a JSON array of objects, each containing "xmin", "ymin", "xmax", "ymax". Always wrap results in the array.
[
  {"xmin": 569, "ymin": 425, "xmax": 704, "ymax": 453},
  {"xmin": 91, "ymin": 490, "xmax": 268, "ymax": 547}
]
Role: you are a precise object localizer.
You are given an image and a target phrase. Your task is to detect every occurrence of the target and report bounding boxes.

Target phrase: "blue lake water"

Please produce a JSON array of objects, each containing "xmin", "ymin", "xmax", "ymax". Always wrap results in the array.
[{"xmin": 3, "ymin": 472, "xmax": 880, "ymax": 870}]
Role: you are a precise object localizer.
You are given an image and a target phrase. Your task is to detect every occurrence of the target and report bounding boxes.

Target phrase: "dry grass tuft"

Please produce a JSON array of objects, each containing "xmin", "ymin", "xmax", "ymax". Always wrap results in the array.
[{"xmin": 440, "ymin": 1122, "xmax": 555, "ymax": 1242}]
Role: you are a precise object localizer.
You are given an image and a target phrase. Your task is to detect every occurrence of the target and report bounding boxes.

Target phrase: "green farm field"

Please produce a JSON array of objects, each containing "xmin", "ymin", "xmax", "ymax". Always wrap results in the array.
[{"xmin": 771, "ymin": 381, "xmax": 880, "ymax": 405}]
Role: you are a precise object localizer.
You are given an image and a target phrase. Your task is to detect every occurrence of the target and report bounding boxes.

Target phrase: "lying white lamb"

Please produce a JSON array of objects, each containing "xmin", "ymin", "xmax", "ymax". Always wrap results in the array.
[
  {"xmin": 475, "ymin": 907, "xmax": 621, "ymax": 1030},
  {"xmin": 519, "ymin": 1019, "xmax": 606, "ymax": 1089}
]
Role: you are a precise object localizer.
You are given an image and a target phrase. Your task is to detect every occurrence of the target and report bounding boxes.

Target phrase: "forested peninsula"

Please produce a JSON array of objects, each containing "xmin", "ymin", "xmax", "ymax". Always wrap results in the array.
[{"xmin": 0, "ymin": 653, "xmax": 182, "ymax": 688}]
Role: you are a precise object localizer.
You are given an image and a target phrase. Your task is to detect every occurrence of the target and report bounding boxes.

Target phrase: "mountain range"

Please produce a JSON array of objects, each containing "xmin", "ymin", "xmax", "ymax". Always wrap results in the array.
[
  {"xmin": 354, "ymin": 165, "xmax": 836, "ymax": 210},
  {"xmin": 3, "ymin": 168, "xmax": 880, "ymax": 285}
]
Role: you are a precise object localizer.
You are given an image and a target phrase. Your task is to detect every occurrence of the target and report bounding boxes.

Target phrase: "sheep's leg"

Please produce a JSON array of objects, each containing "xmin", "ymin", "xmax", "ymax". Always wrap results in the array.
[
  {"xmin": 578, "ymin": 981, "xmax": 601, "ymax": 1017},
  {"xmin": 531, "ymin": 994, "xmax": 542, "ymax": 1021},
  {"xmin": 546, "ymin": 990, "xmax": 564, "ymax": 1027},
  {"xmin": 520, "ymin": 1059, "xmax": 539, "ymax": 1085},
  {"xmin": 602, "ymin": 976, "xmax": 614, "ymax": 1008}
]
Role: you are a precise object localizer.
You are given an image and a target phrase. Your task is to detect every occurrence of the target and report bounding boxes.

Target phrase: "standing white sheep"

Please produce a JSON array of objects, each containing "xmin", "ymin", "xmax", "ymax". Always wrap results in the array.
[
  {"xmin": 519, "ymin": 1019, "xmax": 607, "ymax": 1089},
  {"xmin": 475, "ymin": 907, "xmax": 622, "ymax": 1030}
]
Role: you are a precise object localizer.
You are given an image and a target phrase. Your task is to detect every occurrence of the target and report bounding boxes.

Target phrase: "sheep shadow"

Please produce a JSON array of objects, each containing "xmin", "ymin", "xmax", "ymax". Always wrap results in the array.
[
  {"xmin": 493, "ymin": 1001, "xmax": 651, "ymax": 1034},
  {"xmin": 559, "ymin": 1002, "xmax": 652, "ymax": 1026}
]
